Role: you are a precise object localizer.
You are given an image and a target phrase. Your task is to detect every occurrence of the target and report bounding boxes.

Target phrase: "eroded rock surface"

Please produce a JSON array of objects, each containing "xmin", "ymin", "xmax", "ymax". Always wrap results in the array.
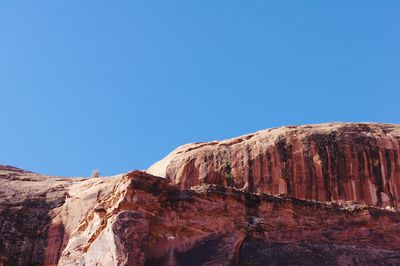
[
  {"xmin": 148, "ymin": 123, "xmax": 400, "ymax": 208},
  {"xmin": 1, "ymin": 123, "xmax": 400, "ymax": 266}
]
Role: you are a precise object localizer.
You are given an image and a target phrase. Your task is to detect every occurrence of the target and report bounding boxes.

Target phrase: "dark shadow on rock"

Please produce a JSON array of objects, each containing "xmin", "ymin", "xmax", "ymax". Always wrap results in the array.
[
  {"xmin": 237, "ymin": 238, "xmax": 400, "ymax": 266},
  {"xmin": 0, "ymin": 197, "xmax": 66, "ymax": 266}
]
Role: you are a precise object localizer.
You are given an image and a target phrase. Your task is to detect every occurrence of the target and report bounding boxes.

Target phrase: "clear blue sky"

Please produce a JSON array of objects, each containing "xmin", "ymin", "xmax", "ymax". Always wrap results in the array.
[{"xmin": 1, "ymin": 1, "xmax": 399, "ymax": 176}]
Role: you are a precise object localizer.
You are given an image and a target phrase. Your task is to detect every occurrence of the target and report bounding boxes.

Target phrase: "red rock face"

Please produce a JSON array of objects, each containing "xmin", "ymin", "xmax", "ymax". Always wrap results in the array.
[
  {"xmin": 1, "ymin": 123, "xmax": 400, "ymax": 266},
  {"xmin": 1, "ymin": 169, "xmax": 400, "ymax": 266},
  {"xmin": 57, "ymin": 171, "xmax": 400, "ymax": 266},
  {"xmin": 148, "ymin": 123, "xmax": 400, "ymax": 209}
]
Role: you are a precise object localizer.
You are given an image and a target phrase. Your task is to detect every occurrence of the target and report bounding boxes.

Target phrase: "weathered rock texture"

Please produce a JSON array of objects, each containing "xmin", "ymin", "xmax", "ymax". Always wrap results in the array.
[
  {"xmin": 148, "ymin": 123, "xmax": 400, "ymax": 209},
  {"xmin": 1, "ymin": 123, "xmax": 400, "ymax": 266}
]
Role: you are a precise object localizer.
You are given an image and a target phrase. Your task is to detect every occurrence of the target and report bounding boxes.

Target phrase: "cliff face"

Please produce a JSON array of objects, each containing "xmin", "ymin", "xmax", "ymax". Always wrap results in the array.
[
  {"xmin": 2, "ymin": 169, "xmax": 400, "ymax": 266},
  {"xmin": 0, "ymin": 166, "xmax": 124, "ymax": 265},
  {"xmin": 1, "ymin": 123, "xmax": 400, "ymax": 266},
  {"xmin": 148, "ymin": 123, "xmax": 400, "ymax": 209}
]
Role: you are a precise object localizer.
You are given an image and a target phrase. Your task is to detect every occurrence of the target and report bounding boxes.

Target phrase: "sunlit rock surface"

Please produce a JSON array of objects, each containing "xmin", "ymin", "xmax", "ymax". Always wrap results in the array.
[
  {"xmin": 1, "ymin": 123, "xmax": 400, "ymax": 266},
  {"xmin": 148, "ymin": 123, "xmax": 400, "ymax": 208}
]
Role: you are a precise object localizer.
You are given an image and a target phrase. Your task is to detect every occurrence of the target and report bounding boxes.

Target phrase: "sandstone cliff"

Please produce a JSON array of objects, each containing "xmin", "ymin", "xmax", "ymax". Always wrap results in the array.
[
  {"xmin": 1, "ymin": 123, "xmax": 400, "ymax": 266},
  {"xmin": 148, "ymin": 123, "xmax": 400, "ymax": 209}
]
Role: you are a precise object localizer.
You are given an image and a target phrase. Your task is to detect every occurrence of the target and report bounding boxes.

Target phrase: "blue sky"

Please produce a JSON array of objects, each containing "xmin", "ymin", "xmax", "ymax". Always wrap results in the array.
[{"xmin": 1, "ymin": 1, "xmax": 399, "ymax": 176}]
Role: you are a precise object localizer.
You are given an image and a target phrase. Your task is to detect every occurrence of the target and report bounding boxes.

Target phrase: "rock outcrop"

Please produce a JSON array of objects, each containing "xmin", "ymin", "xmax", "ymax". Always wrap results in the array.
[
  {"xmin": 1, "ymin": 123, "xmax": 400, "ymax": 266},
  {"xmin": 148, "ymin": 123, "xmax": 400, "ymax": 209}
]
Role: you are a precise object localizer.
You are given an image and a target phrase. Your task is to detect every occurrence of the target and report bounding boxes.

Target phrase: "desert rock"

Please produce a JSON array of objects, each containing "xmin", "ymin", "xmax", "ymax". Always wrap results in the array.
[
  {"xmin": 1, "ymin": 123, "xmax": 400, "ymax": 265},
  {"xmin": 148, "ymin": 123, "xmax": 400, "ymax": 209}
]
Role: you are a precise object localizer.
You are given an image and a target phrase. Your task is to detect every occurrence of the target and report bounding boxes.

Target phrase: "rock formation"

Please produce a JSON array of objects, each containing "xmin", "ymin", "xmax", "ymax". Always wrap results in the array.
[
  {"xmin": 148, "ymin": 123, "xmax": 400, "ymax": 209},
  {"xmin": 1, "ymin": 123, "xmax": 400, "ymax": 266}
]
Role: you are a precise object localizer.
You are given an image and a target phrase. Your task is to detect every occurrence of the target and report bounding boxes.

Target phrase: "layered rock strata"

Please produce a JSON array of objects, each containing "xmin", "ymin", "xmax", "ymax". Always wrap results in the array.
[{"xmin": 2, "ymin": 168, "xmax": 400, "ymax": 265}]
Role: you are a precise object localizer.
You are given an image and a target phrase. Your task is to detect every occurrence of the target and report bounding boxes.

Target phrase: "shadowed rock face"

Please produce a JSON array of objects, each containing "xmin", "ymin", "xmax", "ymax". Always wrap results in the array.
[
  {"xmin": 238, "ymin": 239, "xmax": 400, "ymax": 266},
  {"xmin": 0, "ymin": 168, "xmax": 68, "ymax": 265},
  {"xmin": 1, "ymin": 123, "xmax": 400, "ymax": 266},
  {"xmin": 148, "ymin": 123, "xmax": 400, "ymax": 209}
]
